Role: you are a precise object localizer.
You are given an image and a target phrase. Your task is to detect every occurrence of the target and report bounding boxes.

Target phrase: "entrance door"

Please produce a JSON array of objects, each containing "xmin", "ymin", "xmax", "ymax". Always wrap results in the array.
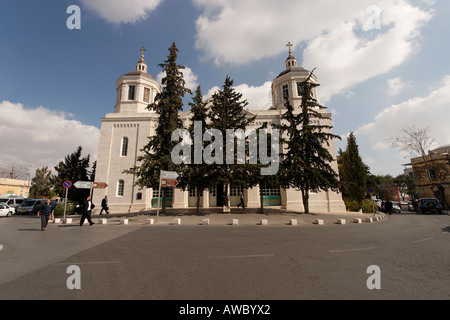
[{"xmin": 216, "ymin": 183, "xmax": 224, "ymax": 207}]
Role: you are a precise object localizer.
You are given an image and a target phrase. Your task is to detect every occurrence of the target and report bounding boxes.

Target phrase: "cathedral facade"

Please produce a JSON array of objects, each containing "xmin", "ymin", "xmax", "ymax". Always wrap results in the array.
[{"xmin": 93, "ymin": 47, "xmax": 346, "ymax": 213}]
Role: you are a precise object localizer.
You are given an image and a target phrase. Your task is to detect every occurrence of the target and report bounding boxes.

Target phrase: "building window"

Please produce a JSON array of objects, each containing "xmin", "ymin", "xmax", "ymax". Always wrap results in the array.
[
  {"xmin": 117, "ymin": 88, "xmax": 122, "ymax": 103},
  {"xmin": 429, "ymin": 167, "xmax": 437, "ymax": 181},
  {"xmin": 261, "ymin": 187, "xmax": 280, "ymax": 197},
  {"xmin": 128, "ymin": 85, "xmax": 136, "ymax": 100},
  {"xmin": 117, "ymin": 180, "xmax": 124, "ymax": 197},
  {"xmin": 297, "ymin": 82, "xmax": 304, "ymax": 97},
  {"xmin": 282, "ymin": 84, "xmax": 289, "ymax": 100},
  {"xmin": 136, "ymin": 192, "xmax": 142, "ymax": 200},
  {"xmin": 121, "ymin": 137, "xmax": 128, "ymax": 157},
  {"xmin": 143, "ymin": 87, "xmax": 150, "ymax": 103},
  {"xmin": 230, "ymin": 185, "xmax": 243, "ymax": 197}
]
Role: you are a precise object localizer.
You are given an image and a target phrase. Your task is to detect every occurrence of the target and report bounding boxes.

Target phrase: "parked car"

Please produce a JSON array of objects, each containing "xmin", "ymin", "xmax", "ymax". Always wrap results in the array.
[
  {"xmin": 0, "ymin": 204, "xmax": 14, "ymax": 217},
  {"xmin": 392, "ymin": 202, "xmax": 402, "ymax": 213},
  {"xmin": 0, "ymin": 196, "xmax": 28, "ymax": 214},
  {"xmin": 418, "ymin": 198, "xmax": 443, "ymax": 214},
  {"xmin": 16, "ymin": 199, "xmax": 47, "ymax": 215}
]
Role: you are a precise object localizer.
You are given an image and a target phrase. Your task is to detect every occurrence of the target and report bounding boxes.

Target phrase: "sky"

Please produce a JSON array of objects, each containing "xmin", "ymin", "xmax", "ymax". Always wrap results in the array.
[{"xmin": 0, "ymin": 0, "xmax": 449, "ymax": 180}]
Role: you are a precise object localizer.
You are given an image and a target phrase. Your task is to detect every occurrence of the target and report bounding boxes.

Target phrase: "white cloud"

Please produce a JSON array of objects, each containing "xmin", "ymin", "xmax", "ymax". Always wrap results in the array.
[
  {"xmin": 0, "ymin": 101, "xmax": 100, "ymax": 173},
  {"xmin": 193, "ymin": 0, "xmax": 433, "ymax": 102},
  {"xmin": 352, "ymin": 75, "xmax": 450, "ymax": 174},
  {"xmin": 387, "ymin": 77, "xmax": 410, "ymax": 96},
  {"xmin": 157, "ymin": 67, "xmax": 200, "ymax": 92},
  {"xmin": 80, "ymin": 0, "xmax": 163, "ymax": 24},
  {"xmin": 203, "ymin": 81, "xmax": 272, "ymax": 110}
]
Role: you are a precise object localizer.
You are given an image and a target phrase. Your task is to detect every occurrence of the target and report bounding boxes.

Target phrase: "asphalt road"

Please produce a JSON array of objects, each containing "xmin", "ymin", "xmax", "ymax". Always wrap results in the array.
[{"xmin": 0, "ymin": 213, "xmax": 448, "ymax": 301}]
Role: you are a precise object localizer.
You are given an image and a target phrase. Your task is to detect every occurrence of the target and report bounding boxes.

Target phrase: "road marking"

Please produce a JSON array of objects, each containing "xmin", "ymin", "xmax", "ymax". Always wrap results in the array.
[
  {"xmin": 208, "ymin": 254, "xmax": 274, "ymax": 259},
  {"xmin": 55, "ymin": 261, "xmax": 122, "ymax": 265},
  {"xmin": 329, "ymin": 247, "xmax": 377, "ymax": 253},
  {"xmin": 412, "ymin": 237, "xmax": 435, "ymax": 243}
]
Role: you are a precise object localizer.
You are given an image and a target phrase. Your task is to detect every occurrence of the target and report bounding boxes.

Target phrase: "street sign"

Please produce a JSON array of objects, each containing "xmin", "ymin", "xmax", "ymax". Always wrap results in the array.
[
  {"xmin": 74, "ymin": 181, "xmax": 93, "ymax": 189},
  {"xmin": 161, "ymin": 179, "xmax": 178, "ymax": 187},
  {"xmin": 367, "ymin": 187, "xmax": 374, "ymax": 194},
  {"xmin": 93, "ymin": 182, "xmax": 108, "ymax": 189},
  {"xmin": 161, "ymin": 171, "xmax": 179, "ymax": 180},
  {"xmin": 63, "ymin": 181, "xmax": 72, "ymax": 188}
]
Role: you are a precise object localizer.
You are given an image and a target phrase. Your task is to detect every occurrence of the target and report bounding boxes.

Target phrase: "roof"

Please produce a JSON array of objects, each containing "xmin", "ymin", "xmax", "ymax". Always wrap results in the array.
[{"xmin": 124, "ymin": 71, "xmax": 155, "ymax": 81}]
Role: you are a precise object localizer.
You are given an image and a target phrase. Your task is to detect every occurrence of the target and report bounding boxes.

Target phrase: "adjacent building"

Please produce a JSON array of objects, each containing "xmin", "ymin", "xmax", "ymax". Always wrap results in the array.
[
  {"xmin": 93, "ymin": 46, "xmax": 346, "ymax": 213},
  {"xmin": 411, "ymin": 145, "xmax": 450, "ymax": 208}
]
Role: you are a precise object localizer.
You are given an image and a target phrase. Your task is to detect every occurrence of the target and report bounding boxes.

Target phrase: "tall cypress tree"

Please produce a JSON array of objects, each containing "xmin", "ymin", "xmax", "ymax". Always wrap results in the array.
[
  {"xmin": 177, "ymin": 85, "xmax": 212, "ymax": 214},
  {"xmin": 338, "ymin": 132, "xmax": 367, "ymax": 208},
  {"xmin": 278, "ymin": 70, "xmax": 341, "ymax": 213},
  {"xmin": 125, "ymin": 42, "xmax": 191, "ymax": 214},
  {"xmin": 207, "ymin": 76, "xmax": 255, "ymax": 212}
]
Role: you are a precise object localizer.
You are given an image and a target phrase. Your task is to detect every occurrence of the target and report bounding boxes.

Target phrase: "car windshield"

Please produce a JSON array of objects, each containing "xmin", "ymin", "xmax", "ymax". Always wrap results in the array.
[
  {"xmin": 21, "ymin": 200, "xmax": 36, "ymax": 206},
  {"xmin": 422, "ymin": 199, "xmax": 441, "ymax": 206},
  {"xmin": 0, "ymin": 199, "xmax": 8, "ymax": 204}
]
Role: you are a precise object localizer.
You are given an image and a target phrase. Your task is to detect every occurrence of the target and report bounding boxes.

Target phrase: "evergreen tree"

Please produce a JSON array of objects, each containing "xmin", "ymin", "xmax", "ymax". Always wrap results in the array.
[
  {"xmin": 338, "ymin": 132, "xmax": 367, "ymax": 208},
  {"xmin": 278, "ymin": 70, "xmax": 341, "ymax": 213},
  {"xmin": 51, "ymin": 146, "xmax": 91, "ymax": 203},
  {"xmin": 177, "ymin": 85, "xmax": 211, "ymax": 214},
  {"xmin": 125, "ymin": 42, "xmax": 190, "ymax": 214},
  {"xmin": 207, "ymin": 76, "xmax": 255, "ymax": 212},
  {"xmin": 29, "ymin": 166, "xmax": 53, "ymax": 199}
]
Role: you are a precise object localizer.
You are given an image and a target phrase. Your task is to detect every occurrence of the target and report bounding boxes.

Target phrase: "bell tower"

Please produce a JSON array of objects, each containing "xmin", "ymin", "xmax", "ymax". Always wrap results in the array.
[
  {"xmin": 114, "ymin": 47, "xmax": 161, "ymax": 114},
  {"xmin": 271, "ymin": 42, "xmax": 318, "ymax": 110}
]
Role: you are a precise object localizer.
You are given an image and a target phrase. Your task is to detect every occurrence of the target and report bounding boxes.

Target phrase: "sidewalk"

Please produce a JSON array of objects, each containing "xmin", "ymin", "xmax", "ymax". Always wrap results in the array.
[{"xmin": 66, "ymin": 207, "xmax": 388, "ymax": 227}]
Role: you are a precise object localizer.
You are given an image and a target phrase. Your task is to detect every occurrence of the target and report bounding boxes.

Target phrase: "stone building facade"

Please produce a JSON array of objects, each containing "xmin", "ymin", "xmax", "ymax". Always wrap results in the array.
[
  {"xmin": 411, "ymin": 145, "xmax": 450, "ymax": 208},
  {"xmin": 93, "ymin": 47, "xmax": 346, "ymax": 213}
]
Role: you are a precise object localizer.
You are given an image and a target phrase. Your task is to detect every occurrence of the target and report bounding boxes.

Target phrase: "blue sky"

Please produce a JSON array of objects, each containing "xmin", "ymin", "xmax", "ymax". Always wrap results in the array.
[{"xmin": 0, "ymin": 0, "xmax": 449, "ymax": 179}]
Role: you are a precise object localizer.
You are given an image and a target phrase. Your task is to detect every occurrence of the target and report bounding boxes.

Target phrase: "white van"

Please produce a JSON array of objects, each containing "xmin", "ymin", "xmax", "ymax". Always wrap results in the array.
[{"xmin": 0, "ymin": 196, "xmax": 28, "ymax": 214}]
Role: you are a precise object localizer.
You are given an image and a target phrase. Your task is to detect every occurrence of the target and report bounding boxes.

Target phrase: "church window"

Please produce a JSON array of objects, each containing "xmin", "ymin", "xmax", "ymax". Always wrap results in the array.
[
  {"xmin": 128, "ymin": 85, "xmax": 136, "ymax": 100},
  {"xmin": 282, "ymin": 84, "xmax": 289, "ymax": 100},
  {"xmin": 117, "ymin": 180, "xmax": 124, "ymax": 197},
  {"xmin": 121, "ymin": 137, "xmax": 129, "ymax": 157},
  {"xmin": 143, "ymin": 87, "xmax": 150, "ymax": 103},
  {"xmin": 136, "ymin": 192, "xmax": 142, "ymax": 200},
  {"xmin": 297, "ymin": 82, "xmax": 304, "ymax": 97}
]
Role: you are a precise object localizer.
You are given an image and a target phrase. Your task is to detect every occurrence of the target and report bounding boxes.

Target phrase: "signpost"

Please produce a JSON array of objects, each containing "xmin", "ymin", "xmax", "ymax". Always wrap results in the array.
[
  {"xmin": 156, "ymin": 171, "xmax": 179, "ymax": 222},
  {"xmin": 74, "ymin": 181, "xmax": 93, "ymax": 189},
  {"xmin": 63, "ymin": 181, "xmax": 72, "ymax": 222}
]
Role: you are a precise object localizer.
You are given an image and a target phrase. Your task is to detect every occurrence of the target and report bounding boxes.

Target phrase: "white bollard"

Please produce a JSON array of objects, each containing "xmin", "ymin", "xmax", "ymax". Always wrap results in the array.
[
  {"xmin": 64, "ymin": 218, "xmax": 73, "ymax": 224},
  {"xmin": 337, "ymin": 219, "xmax": 346, "ymax": 224},
  {"xmin": 289, "ymin": 219, "xmax": 298, "ymax": 226},
  {"xmin": 231, "ymin": 219, "xmax": 238, "ymax": 225},
  {"xmin": 260, "ymin": 219, "xmax": 268, "ymax": 226},
  {"xmin": 314, "ymin": 219, "xmax": 324, "ymax": 225},
  {"xmin": 120, "ymin": 219, "xmax": 129, "ymax": 225},
  {"xmin": 98, "ymin": 218, "xmax": 108, "ymax": 224},
  {"xmin": 365, "ymin": 217, "xmax": 373, "ymax": 223},
  {"xmin": 146, "ymin": 219, "xmax": 154, "ymax": 225},
  {"xmin": 173, "ymin": 218, "xmax": 181, "ymax": 225},
  {"xmin": 202, "ymin": 219, "xmax": 210, "ymax": 225},
  {"xmin": 353, "ymin": 218, "xmax": 362, "ymax": 224},
  {"xmin": 54, "ymin": 218, "xmax": 61, "ymax": 224}
]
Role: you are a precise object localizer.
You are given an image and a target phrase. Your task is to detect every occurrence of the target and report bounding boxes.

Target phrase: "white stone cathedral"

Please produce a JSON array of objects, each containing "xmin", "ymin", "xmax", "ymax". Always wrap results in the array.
[{"xmin": 93, "ymin": 46, "xmax": 346, "ymax": 213}]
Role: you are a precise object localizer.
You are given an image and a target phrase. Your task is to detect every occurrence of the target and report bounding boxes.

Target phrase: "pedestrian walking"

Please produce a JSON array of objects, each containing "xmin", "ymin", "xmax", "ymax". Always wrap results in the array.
[
  {"xmin": 237, "ymin": 191, "xmax": 245, "ymax": 209},
  {"xmin": 37, "ymin": 199, "xmax": 55, "ymax": 231},
  {"xmin": 80, "ymin": 196, "xmax": 95, "ymax": 226},
  {"xmin": 99, "ymin": 195, "xmax": 109, "ymax": 215}
]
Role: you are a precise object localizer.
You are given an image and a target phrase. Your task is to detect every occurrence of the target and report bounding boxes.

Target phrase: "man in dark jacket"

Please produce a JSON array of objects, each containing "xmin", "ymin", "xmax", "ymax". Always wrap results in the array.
[
  {"xmin": 80, "ymin": 196, "xmax": 95, "ymax": 226},
  {"xmin": 37, "ymin": 199, "xmax": 54, "ymax": 231},
  {"xmin": 99, "ymin": 195, "xmax": 109, "ymax": 215}
]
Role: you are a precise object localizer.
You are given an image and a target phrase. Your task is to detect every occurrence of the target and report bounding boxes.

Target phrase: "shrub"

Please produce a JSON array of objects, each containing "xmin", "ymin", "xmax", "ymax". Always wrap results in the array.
[
  {"xmin": 344, "ymin": 198, "xmax": 360, "ymax": 212},
  {"xmin": 54, "ymin": 201, "xmax": 79, "ymax": 216},
  {"xmin": 361, "ymin": 199, "xmax": 375, "ymax": 213}
]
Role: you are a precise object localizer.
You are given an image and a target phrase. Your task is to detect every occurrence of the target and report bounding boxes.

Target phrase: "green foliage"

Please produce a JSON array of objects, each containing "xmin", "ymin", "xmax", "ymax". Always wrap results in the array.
[
  {"xmin": 124, "ymin": 42, "xmax": 190, "ymax": 213},
  {"xmin": 29, "ymin": 166, "xmax": 52, "ymax": 199},
  {"xmin": 344, "ymin": 198, "xmax": 360, "ymax": 212},
  {"xmin": 54, "ymin": 201, "xmax": 79, "ymax": 217},
  {"xmin": 51, "ymin": 146, "xmax": 91, "ymax": 203},
  {"xmin": 361, "ymin": 199, "xmax": 375, "ymax": 213},
  {"xmin": 338, "ymin": 132, "xmax": 367, "ymax": 207},
  {"xmin": 277, "ymin": 70, "xmax": 341, "ymax": 213}
]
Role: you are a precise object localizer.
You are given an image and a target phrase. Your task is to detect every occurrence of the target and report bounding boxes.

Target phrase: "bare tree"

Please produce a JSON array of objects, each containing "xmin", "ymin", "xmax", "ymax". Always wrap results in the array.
[{"xmin": 391, "ymin": 125, "xmax": 447, "ymax": 209}]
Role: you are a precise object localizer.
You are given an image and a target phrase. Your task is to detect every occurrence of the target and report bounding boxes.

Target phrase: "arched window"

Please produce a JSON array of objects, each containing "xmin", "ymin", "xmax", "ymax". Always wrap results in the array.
[
  {"xmin": 121, "ymin": 137, "xmax": 128, "ymax": 157},
  {"xmin": 117, "ymin": 180, "xmax": 125, "ymax": 197}
]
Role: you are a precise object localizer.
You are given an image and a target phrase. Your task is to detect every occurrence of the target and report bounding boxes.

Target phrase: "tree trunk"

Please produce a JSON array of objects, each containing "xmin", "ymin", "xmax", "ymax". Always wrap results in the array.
[
  {"xmin": 196, "ymin": 190, "xmax": 201, "ymax": 215},
  {"xmin": 301, "ymin": 188, "xmax": 309, "ymax": 213},
  {"xmin": 260, "ymin": 189, "xmax": 264, "ymax": 214}
]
